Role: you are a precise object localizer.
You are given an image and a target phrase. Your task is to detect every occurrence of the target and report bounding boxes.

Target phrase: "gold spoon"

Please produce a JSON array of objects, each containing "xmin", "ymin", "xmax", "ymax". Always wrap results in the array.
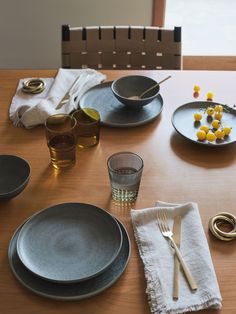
[{"xmin": 129, "ymin": 75, "xmax": 171, "ymax": 100}]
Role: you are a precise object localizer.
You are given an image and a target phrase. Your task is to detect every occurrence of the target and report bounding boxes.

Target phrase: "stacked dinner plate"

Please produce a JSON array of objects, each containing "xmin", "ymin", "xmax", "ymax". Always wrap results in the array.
[
  {"xmin": 79, "ymin": 82, "xmax": 163, "ymax": 128},
  {"xmin": 8, "ymin": 203, "xmax": 131, "ymax": 300}
]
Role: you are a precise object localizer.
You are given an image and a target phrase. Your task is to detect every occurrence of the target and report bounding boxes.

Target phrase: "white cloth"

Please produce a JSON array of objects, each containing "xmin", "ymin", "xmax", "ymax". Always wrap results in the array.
[
  {"xmin": 131, "ymin": 201, "xmax": 222, "ymax": 314},
  {"xmin": 9, "ymin": 68, "xmax": 106, "ymax": 128}
]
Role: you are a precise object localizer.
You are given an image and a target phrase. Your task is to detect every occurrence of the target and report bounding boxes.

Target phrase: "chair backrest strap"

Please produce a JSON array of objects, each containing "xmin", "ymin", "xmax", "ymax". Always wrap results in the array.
[{"xmin": 62, "ymin": 25, "xmax": 182, "ymax": 70}]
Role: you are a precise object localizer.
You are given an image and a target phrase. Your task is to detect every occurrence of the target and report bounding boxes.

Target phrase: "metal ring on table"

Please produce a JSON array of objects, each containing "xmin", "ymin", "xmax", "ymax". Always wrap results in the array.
[
  {"xmin": 22, "ymin": 78, "xmax": 46, "ymax": 94},
  {"xmin": 209, "ymin": 212, "xmax": 236, "ymax": 241}
]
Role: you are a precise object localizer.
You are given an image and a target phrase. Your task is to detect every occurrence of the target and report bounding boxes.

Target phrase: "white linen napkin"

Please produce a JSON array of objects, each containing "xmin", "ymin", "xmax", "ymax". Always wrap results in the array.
[
  {"xmin": 9, "ymin": 68, "xmax": 106, "ymax": 128},
  {"xmin": 131, "ymin": 201, "xmax": 222, "ymax": 314}
]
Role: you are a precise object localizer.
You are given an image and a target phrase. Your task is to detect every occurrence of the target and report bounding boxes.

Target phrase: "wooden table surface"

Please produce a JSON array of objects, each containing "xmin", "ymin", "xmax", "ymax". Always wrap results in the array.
[{"xmin": 0, "ymin": 69, "xmax": 236, "ymax": 314}]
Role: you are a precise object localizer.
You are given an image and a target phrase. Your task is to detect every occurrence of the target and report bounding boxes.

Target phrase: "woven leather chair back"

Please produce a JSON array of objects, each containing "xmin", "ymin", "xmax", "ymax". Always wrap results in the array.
[{"xmin": 62, "ymin": 25, "xmax": 182, "ymax": 70}]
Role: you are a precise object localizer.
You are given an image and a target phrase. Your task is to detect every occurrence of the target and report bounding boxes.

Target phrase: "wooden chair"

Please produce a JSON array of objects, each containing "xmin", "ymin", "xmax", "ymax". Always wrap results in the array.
[{"xmin": 61, "ymin": 25, "xmax": 182, "ymax": 70}]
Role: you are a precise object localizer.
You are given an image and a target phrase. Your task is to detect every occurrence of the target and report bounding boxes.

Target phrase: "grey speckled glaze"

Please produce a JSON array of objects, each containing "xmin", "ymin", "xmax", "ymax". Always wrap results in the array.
[
  {"xmin": 16, "ymin": 203, "xmax": 123, "ymax": 283},
  {"xmin": 9, "ymin": 218, "xmax": 131, "ymax": 300},
  {"xmin": 172, "ymin": 101, "xmax": 236, "ymax": 146},
  {"xmin": 111, "ymin": 75, "xmax": 160, "ymax": 108},
  {"xmin": 0, "ymin": 155, "xmax": 30, "ymax": 200},
  {"xmin": 79, "ymin": 82, "xmax": 163, "ymax": 128}
]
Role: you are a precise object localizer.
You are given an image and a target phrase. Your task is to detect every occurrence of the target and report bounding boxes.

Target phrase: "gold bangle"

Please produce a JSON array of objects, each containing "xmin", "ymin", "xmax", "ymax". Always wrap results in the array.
[
  {"xmin": 209, "ymin": 212, "xmax": 236, "ymax": 241},
  {"xmin": 22, "ymin": 78, "xmax": 46, "ymax": 94}
]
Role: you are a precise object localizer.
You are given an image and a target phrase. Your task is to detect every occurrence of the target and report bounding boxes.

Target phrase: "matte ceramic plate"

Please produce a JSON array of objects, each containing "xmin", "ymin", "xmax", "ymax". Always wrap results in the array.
[
  {"xmin": 172, "ymin": 101, "xmax": 236, "ymax": 146},
  {"xmin": 9, "ymin": 218, "xmax": 130, "ymax": 300},
  {"xmin": 79, "ymin": 81, "xmax": 163, "ymax": 128},
  {"xmin": 0, "ymin": 155, "xmax": 30, "ymax": 200},
  {"xmin": 16, "ymin": 203, "xmax": 122, "ymax": 283}
]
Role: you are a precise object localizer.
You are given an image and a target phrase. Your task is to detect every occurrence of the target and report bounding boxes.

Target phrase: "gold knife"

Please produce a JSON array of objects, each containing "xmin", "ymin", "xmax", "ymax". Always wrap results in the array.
[{"xmin": 173, "ymin": 215, "xmax": 181, "ymax": 300}]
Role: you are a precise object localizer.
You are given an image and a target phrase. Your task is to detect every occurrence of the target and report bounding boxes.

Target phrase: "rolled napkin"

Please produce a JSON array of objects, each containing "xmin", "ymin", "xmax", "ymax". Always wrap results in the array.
[
  {"xmin": 131, "ymin": 201, "xmax": 222, "ymax": 314},
  {"xmin": 9, "ymin": 68, "xmax": 106, "ymax": 128}
]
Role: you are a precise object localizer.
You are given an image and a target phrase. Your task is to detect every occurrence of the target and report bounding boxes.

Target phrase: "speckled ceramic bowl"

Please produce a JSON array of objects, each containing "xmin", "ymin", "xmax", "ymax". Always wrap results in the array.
[
  {"xmin": 0, "ymin": 155, "xmax": 30, "ymax": 200},
  {"xmin": 111, "ymin": 75, "xmax": 159, "ymax": 108}
]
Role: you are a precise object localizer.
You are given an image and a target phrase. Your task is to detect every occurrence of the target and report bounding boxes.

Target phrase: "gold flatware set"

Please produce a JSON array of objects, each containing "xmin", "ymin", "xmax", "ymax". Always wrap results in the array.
[
  {"xmin": 172, "ymin": 215, "xmax": 181, "ymax": 300},
  {"xmin": 55, "ymin": 76, "xmax": 82, "ymax": 110},
  {"xmin": 156, "ymin": 209, "xmax": 198, "ymax": 299}
]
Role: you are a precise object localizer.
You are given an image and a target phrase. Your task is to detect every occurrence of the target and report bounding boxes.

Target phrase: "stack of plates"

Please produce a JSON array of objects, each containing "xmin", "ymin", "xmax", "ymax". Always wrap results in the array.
[
  {"xmin": 8, "ymin": 203, "xmax": 131, "ymax": 300},
  {"xmin": 79, "ymin": 82, "xmax": 163, "ymax": 128}
]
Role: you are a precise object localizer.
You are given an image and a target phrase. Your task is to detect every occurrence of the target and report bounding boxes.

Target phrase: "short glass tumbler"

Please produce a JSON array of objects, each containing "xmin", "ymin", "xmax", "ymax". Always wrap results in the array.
[
  {"xmin": 45, "ymin": 114, "xmax": 77, "ymax": 169},
  {"xmin": 72, "ymin": 108, "xmax": 100, "ymax": 148},
  {"xmin": 107, "ymin": 152, "xmax": 144, "ymax": 202}
]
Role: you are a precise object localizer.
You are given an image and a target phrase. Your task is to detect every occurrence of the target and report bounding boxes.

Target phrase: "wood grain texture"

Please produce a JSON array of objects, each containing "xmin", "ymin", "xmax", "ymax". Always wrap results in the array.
[
  {"xmin": 0, "ymin": 69, "xmax": 236, "ymax": 313},
  {"xmin": 152, "ymin": 0, "xmax": 166, "ymax": 27},
  {"xmin": 183, "ymin": 56, "xmax": 236, "ymax": 71}
]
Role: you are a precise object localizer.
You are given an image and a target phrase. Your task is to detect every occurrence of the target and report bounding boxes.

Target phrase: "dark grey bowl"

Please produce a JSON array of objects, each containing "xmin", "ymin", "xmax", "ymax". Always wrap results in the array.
[
  {"xmin": 0, "ymin": 155, "xmax": 30, "ymax": 200},
  {"xmin": 111, "ymin": 75, "xmax": 160, "ymax": 108}
]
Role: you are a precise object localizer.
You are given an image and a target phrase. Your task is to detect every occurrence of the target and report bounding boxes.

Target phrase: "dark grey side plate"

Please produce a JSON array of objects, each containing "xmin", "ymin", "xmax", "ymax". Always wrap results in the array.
[
  {"xmin": 16, "ymin": 203, "xmax": 122, "ymax": 283},
  {"xmin": 79, "ymin": 81, "xmax": 163, "ymax": 128},
  {"xmin": 172, "ymin": 101, "xmax": 236, "ymax": 146},
  {"xmin": 9, "ymin": 218, "xmax": 131, "ymax": 300}
]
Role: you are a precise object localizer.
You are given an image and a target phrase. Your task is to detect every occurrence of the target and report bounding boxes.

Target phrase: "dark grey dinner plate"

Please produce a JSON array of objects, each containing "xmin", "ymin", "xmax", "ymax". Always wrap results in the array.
[
  {"xmin": 0, "ymin": 155, "xmax": 30, "ymax": 200},
  {"xmin": 79, "ymin": 81, "xmax": 163, "ymax": 127},
  {"xmin": 9, "ymin": 218, "xmax": 130, "ymax": 300},
  {"xmin": 16, "ymin": 203, "xmax": 122, "ymax": 283},
  {"xmin": 172, "ymin": 101, "xmax": 236, "ymax": 146}
]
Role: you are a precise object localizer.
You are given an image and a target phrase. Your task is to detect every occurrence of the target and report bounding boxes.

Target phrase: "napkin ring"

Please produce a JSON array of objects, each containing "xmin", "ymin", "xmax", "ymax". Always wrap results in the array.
[
  {"xmin": 209, "ymin": 212, "xmax": 236, "ymax": 241},
  {"xmin": 22, "ymin": 78, "xmax": 46, "ymax": 94}
]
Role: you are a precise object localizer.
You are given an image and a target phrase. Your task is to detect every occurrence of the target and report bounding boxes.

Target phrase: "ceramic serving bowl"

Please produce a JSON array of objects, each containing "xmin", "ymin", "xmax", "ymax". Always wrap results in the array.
[
  {"xmin": 111, "ymin": 75, "xmax": 159, "ymax": 108},
  {"xmin": 0, "ymin": 155, "xmax": 30, "ymax": 200}
]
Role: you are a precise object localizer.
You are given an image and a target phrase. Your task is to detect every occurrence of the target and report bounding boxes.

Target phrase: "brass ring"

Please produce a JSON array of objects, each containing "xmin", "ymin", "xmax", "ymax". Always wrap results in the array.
[
  {"xmin": 209, "ymin": 212, "xmax": 236, "ymax": 241},
  {"xmin": 22, "ymin": 79, "xmax": 46, "ymax": 94}
]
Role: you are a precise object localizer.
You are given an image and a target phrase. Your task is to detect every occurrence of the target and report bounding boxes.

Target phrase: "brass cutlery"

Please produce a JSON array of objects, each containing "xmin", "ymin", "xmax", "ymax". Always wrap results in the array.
[
  {"xmin": 173, "ymin": 215, "xmax": 181, "ymax": 300},
  {"xmin": 55, "ymin": 76, "xmax": 81, "ymax": 110},
  {"xmin": 156, "ymin": 209, "xmax": 197, "ymax": 291}
]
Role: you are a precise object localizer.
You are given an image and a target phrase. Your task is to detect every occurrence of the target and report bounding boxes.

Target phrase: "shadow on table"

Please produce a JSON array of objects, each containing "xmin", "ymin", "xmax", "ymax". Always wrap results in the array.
[
  {"xmin": 170, "ymin": 132, "xmax": 236, "ymax": 168},
  {"xmin": 208, "ymin": 230, "xmax": 236, "ymax": 253}
]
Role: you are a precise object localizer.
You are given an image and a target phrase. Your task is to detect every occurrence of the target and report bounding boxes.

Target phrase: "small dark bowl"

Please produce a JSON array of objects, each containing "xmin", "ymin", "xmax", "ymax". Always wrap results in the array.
[
  {"xmin": 111, "ymin": 75, "xmax": 159, "ymax": 108},
  {"xmin": 0, "ymin": 155, "xmax": 30, "ymax": 200}
]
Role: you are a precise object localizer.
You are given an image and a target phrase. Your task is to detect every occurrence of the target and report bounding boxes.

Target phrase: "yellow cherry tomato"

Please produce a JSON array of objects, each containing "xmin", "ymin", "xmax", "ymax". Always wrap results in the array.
[
  {"xmin": 206, "ymin": 107, "xmax": 214, "ymax": 116},
  {"xmin": 223, "ymin": 126, "xmax": 232, "ymax": 136},
  {"xmin": 200, "ymin": 125, "xmax": 209, "ymax": 133},
  {"xmin": 194, "ymin": 112, "xmax": 202, "ymax": 121},
  {"xmin": 197, "ymin": 130, "xmax": 206, "ymax": 140},
  {"xmin": 194, "ymin": 85, "xmax": 200, "ymax": 92},
  {"xmin": 214, "ymin": 105, "xmax": 223, "ymax": 112},
  {"xmin": 214, "ymin": 129, "xmax": 225, "ymax": 139},
  {"xmin": 207, "ymin": 91, "xmax": 214, "ymax": 100},
  {"xmin": 214, "ymin": 112, "xmax": 223, "ymax": 120},
  {"xmin": 206, "ymin": 132, "xmax": 216, "ymax": 142},
  {"xmin": 212, "ymin": 119, "xmax": 221, "ymax": 129}
]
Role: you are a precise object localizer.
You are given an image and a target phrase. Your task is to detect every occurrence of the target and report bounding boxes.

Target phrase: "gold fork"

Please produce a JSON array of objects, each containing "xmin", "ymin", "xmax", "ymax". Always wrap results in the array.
[{"xmin": 156, "ymin": 209, "xmax": 198, "ymax": 291}]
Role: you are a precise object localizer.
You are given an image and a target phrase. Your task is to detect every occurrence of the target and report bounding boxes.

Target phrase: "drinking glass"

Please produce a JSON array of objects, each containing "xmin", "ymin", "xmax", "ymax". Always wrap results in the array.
[
  {"xmin": 72, "ymin": 108, "xmax": 100, "ymax": 148},
  {"xmin": 107, "ymin": 152, "xmax": 144, "ymax": 202},
  {"xmin": 45, "ymin": 114, "xmax": 77, "ymax": 169}
]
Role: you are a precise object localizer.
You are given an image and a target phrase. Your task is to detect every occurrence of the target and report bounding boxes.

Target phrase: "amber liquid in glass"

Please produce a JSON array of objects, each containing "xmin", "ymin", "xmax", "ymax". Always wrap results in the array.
[{"xmin": 48, "ymin": 134, "xmax": 76, "ymax": 169}]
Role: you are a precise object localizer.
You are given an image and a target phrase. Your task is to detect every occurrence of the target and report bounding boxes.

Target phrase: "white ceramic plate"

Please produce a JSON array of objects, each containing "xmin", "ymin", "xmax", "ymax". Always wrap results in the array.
[{"xmin": 16, "ymin": 203, "xmax": 122, "ymax": 283}]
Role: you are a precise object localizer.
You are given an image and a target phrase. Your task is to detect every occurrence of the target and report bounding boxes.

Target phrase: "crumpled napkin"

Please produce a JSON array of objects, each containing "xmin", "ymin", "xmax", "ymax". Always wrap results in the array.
[
  {"xmin": 131, "ymin": 201, "xmax": 222, "ymax": 314},
  {"xmin": 9, "ymin": 68, "xmax": 106, "ymax": 128}
]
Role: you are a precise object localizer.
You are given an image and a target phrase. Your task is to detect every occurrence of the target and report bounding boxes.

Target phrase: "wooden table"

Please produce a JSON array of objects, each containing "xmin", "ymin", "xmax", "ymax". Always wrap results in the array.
[{"xmin": 0, "ymin": 69, "xmax": 236, "ymax": 314}]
